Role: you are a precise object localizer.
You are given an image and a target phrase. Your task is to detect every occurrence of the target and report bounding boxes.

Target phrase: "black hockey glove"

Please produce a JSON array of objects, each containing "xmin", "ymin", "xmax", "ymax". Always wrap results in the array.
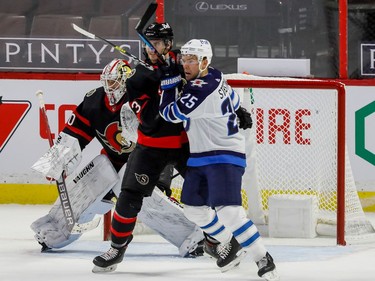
[
  {"xmin": 156, "ymin": 164, "xmax": 174, "ymax": 197},
  {"xmin": 236, "ymin": 106, "xmax": 253, "ymax": 129},
  {"xmin": 159, "ymin": 58, "xmax": 182, "ymax": 91}
]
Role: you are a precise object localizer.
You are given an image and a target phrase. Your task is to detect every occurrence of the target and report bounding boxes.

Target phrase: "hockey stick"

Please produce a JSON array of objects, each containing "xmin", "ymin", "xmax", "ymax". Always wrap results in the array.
[
  {"xmin": 171, "ymin": 172, "xmax": 181, "ymax": 180},
  {"xmin": 71, "ymin": 23, "xmax": 153, "ymax": 70},
  {"xmin": 35, "ymin": 90, "xmax": 100, "ymax": 234},
  {"xmin": 135, "ymin": 2, "xmax": 167, "ymax": 65}
]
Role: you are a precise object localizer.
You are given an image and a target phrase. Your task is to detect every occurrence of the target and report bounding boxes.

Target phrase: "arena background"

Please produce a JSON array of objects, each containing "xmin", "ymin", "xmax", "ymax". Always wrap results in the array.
[{"xmin": 0, "ymin": 0, "xmax": 374, "ymax": 211}]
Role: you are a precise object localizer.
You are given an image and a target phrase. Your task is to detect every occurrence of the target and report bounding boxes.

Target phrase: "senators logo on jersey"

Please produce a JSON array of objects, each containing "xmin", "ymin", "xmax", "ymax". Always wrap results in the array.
[{"xmin": 97, "ymin": 121, "xmax": 135, "ymax": 155}]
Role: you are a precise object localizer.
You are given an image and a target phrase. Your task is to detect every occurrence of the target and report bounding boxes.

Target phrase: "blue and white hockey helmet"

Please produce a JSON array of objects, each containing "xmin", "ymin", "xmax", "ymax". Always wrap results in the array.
[{"xmin": 180, "ymin": 39, "xmax": 213, "ymax": 65}]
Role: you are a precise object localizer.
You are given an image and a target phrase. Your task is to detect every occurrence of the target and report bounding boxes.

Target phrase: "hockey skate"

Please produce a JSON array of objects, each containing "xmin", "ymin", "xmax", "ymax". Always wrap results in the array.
[
  {"xmin": 92, "ymin": 235, "xmax": 133, "ymax": 273},
  {"xmin": 203, "ymin": 233, "xmax": 220, "ymax": 259},
  {"xmin": 39, "ymin": 241, "xmax": 51, "ymax": 252},
  {"xmin": 256, "ymin": 252, "xmax": 280, "ymax": 281},
  {"xmin": 216, "ymin": 236, "xmax": 246, "ymax": 272},
  {"xmin": 188, "ymin": 239, "xmax": 204, "ymax": 257}
]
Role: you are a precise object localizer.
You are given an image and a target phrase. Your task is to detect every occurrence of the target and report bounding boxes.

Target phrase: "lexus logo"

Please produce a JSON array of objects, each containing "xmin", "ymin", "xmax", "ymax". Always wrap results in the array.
[
  {"xmin": 195, "ymin": 2, "xmax": 248, "ymax": 12},
  {"xmin": 196, "ymin": 2, "xmax": 209, "ymax": 12}
]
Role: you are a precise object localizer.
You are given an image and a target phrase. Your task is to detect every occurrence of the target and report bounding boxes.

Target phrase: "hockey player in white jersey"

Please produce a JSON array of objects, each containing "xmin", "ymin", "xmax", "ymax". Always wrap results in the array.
[
  {"xmin": 159, "ymin": 39, "xmax": 279, "ymax": 280},
  {"xmin": 30, "ymin": 59, "xmax": 204, "ymax": 257}
]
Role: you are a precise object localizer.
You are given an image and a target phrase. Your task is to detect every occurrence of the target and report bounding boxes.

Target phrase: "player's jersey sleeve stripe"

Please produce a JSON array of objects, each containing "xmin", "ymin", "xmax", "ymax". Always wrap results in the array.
[
  {"xmin": 65, "ymin": 124, "xmax": 93, "ymax": 142},
  {"xmin": 74, "ymin": 110, "xmax": 91, "ymax": 127},
  {"xmin": 161, "ymin": 104, "xmax": 179, "ymax": 123},
  {"xmin": 230, "ymin": 89, "xmax": 240, "ymax": 111},
  {"xmin": 172, "ymin": 102, "xmax": 189, "ymax": 121},
  {"xmin": 160, "ymin": 89, "xmax": 189, "ymax": 123}
]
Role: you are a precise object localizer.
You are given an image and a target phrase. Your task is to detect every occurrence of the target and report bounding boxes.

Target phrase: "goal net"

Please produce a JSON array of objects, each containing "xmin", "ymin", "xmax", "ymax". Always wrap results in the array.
[{"xmin": 170, "ymin": 73, "xmax": 375, "ymax": 245}]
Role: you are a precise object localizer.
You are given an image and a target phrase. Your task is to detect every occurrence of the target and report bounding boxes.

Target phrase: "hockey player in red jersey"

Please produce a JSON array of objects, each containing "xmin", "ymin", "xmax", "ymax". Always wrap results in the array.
[
  {"xmin": 31, "ymin": 59, "xmax": 204, "ymax": 257},
  {"xmin": 92, "ymin": 22, "xmax": 208, "ymax": 273}
]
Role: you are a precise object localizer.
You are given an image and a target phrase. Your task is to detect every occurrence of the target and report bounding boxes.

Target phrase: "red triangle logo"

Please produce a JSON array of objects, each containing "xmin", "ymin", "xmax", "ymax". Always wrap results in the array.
[{"xmin": 0, "ymin": 97, "xmax": 31, "ymax": 152}]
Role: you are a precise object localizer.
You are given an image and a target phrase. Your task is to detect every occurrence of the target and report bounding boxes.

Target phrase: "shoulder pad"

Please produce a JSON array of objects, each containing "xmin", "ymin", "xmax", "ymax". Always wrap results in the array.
[{"xmin": 85, "ymin": 88, "xmax": 97, "ymax": 98}]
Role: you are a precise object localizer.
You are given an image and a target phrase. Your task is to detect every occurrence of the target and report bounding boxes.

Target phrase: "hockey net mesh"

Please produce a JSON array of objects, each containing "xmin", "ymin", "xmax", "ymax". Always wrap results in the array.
[{"xmin": 170, "ymin": 73, "xmax": 375, "ymax": 241}]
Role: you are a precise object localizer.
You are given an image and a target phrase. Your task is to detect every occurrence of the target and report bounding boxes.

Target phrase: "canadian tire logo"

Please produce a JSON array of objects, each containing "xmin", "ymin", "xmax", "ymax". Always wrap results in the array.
[
  {"xmin": 0, "ymin": 96, "xmax": 31, "ymax": 152},
  {"xmin": 355, "ymin": 100, "xmax": 375, "ymax": 165}
]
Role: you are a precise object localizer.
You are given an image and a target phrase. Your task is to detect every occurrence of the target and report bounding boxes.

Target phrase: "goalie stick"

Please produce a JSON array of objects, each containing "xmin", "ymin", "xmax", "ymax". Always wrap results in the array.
[
  {"xmin": 35, "ymin": 90, "xmax": 100, "ymax": 234},
  {"xmin": 71, "ymin": 23, "xmax": 153, "ymax": 70},
  {"xmin": 135, "ymin": 2, "xmax": 167, "ymax": 65}
]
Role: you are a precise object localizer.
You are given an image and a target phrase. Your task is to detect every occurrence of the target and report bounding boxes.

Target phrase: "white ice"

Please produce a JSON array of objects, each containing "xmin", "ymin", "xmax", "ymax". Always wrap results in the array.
[{"xmin": 1, "ymin": 204, "xmax": 375, "ymax": 281}]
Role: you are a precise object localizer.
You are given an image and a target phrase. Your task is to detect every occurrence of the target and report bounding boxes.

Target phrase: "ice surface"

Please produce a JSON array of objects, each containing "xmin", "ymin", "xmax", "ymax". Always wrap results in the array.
[{"xmin": 1, "ymin": 204, "xmax": 375, "ymax": 281}]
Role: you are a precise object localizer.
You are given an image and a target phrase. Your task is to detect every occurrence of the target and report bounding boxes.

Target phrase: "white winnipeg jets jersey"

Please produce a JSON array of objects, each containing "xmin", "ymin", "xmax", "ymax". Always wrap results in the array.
[{"xmin": 160, "ymin": 67, "xmax": 246, "ymax": 168}]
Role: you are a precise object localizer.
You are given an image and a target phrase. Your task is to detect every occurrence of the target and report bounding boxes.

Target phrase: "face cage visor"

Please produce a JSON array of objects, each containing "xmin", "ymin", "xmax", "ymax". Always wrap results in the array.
[{"xmin": 101, "ymin": 74, "xmax": 126, "ymax": 106}]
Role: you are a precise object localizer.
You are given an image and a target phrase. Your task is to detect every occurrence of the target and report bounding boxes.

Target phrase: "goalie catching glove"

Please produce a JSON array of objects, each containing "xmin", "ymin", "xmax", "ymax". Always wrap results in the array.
[
  {"xmin": 31, "ymin": 132, "xmax": 82, "ymax": 179},
  {"xmin": 236, "ymin": 106, "xmax": 253, "ymax": 129}
]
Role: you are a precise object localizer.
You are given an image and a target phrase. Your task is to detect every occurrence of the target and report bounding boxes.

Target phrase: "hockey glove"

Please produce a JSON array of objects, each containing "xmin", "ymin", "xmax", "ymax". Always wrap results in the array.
[
  {"xmin": 159, "ymin": 58, "xmax": 182, "ymax": 90},
  {"xmin": 156, "ymin": 164, "xmax": 174, "ymax": 197},
  {"xmin": 31, "ymin": 132, "xmax": 82, "ymax": 179},
  {"xmin": 120, "ymin": 102, "xmax": 139, "ymax": 144},
  {"xmin": 236, "ymin": 106, "xmax": 253, "ymax": 129}
]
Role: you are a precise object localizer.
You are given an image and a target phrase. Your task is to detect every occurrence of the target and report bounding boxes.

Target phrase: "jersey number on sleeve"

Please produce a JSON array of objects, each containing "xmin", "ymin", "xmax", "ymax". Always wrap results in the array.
[{"xmin": 180, "ymin": 94, "xmax": 198, "ymax": 109}]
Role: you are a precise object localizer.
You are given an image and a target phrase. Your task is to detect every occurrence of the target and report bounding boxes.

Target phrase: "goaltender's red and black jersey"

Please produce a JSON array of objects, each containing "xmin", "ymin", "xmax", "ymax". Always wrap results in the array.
[
  {"xmin": 62, "ymin": 87, "xmax": 134, "ymax": 169},
  {"xmin": 126, "ymin": 50, "xmax": 187, "ymax": 148}
]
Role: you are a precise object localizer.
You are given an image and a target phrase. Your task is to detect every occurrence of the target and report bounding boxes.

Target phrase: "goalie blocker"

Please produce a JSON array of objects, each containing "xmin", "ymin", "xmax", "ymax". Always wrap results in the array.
[{"xmin": 31, "ymin": 154, "xmax": 204, "ymax": 257}]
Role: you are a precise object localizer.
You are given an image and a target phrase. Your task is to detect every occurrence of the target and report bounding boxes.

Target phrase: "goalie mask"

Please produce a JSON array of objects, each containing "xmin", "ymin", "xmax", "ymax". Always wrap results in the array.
[{"xmin": 101, "ymin": 59, "xmax": 133, "ymax": 106}]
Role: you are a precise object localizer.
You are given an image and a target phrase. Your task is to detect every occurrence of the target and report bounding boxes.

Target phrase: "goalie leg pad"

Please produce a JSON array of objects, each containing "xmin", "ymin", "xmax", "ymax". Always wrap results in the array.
[
  {"xmin": 32, "ymin": 210, "xmax": 79, "ymax": 249},
  {"xmin": 138, "ymin": 188, "xmax": 204, "ymax": 257},
  {"xmin": 31, "ymin": 155, "xmax": 119, "ymax": 249}
]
